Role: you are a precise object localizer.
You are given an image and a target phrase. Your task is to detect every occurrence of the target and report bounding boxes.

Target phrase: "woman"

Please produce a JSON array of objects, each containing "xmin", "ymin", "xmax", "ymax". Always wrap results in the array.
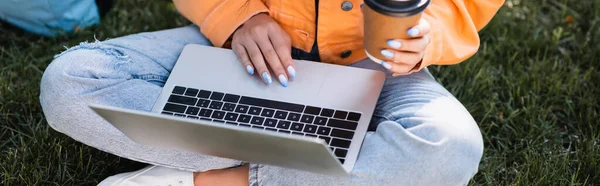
[{"xmin": 40, "ymin": 0, "xmax": 504, "ymax": 185}]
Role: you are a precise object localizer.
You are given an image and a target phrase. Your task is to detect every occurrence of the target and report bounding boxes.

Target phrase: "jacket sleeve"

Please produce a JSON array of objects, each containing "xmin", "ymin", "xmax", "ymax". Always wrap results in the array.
[
  {"xmin": 172, "ymin": 0, "xmax": 269, "ymax": 47},
  {"xmin": 417, "ymin": 0, "xmax": 504, "ymax": 69}
]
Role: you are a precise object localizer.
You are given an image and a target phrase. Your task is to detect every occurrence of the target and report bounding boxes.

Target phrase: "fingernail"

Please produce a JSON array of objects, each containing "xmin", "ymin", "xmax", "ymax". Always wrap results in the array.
[
  {"xmin": 407, "ymin": 27, "xmax": 420, "ymax": 37},
  {"xmin": 262, "ymin": 72, "xmax": 272, "ymax": 84},
  {"xmin": 381, "ymin": 61, "xmax": 392, "ymax": 69},
  {"xmin": 246, "ymin": 65, "xmax": 254, "ymax": 75},
  {"xmin": 387, "ymin": 40, "xmax": 402, "ymax": 49},
  {"xmin": 380, "ymin": 50, "xmax": 394, "ymax": 59},
  {"xmin": 287, "ymin": 66, "xmax": 296, "ymax": 79},
  {"xmin": 278, "ymin": 74, "xmax": 288, "ymax": 87}
]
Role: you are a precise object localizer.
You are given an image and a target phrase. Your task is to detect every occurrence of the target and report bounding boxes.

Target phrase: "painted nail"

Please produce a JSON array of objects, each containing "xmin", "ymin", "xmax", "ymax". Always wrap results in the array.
[
  {"xmin": 262, "ymin": 72, "xmax": 272, "ymax": 84},
  {"xmin": 287, "ymin": 66, "xmax": 296, "ymax": 79},
  {"xmin": 278, "ymin": 74, "xmax": 288, "ymax": 87},
  {"xmin": 380, "ymin": 50, "xmax": 394, "ymax": 59},
  {"xmin": 246, "ymin": 65, "xmax": 254, "ymax": 75},
  {"xmin": 407, "ymin": 27, "xmax": 420, "ymax": 37},
  {"xmin": 387, "ymin": 40, "xmax": 402, "ymax": 49},
  {"xmin": 381, "ymin": 61, "xmax": 392, "ymax": 69}
]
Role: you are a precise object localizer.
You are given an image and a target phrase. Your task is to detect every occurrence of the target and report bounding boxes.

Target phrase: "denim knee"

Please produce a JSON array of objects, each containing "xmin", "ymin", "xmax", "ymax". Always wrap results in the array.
[
  {"xmin": 377, "ymin": 92, "xmax": 484, "ymax": 184},
  {"xmin": 414, "ymin": 97, "xmax": 484, "ymax": 184},
  {"xmin": 40, "ymin": 44, "xmax": 126, "ymax": 131},
  {"xmin": 442, "ymin": 115, "xmax": 483, "ymax": 182},
  {"xmin": 40, "ymin": 49, "xmax": 85, "ymax": 131}
]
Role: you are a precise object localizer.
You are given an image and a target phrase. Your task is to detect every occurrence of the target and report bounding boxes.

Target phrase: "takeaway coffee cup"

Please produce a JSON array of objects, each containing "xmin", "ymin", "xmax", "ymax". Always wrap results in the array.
[{"xmin": 363, "ymin": 0, "xmax": 431, "ymax": 64}]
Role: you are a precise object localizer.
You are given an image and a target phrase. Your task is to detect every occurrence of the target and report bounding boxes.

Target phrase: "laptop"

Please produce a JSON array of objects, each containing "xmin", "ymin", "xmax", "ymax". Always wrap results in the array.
[{"xmin": 90, "ymin": 44, "xmax": 386, "ymax": 176}]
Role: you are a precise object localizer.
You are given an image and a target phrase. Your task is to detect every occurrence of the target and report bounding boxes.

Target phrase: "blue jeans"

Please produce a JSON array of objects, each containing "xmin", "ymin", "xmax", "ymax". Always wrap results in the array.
[{"xmin": 40, "ymin": 25, "xmax": 484, "ymax": 186}]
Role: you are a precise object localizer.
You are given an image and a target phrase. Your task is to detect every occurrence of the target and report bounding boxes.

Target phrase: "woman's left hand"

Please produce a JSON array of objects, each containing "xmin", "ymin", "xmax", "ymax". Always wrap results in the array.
[{"xmin": 379, "ymin": 18, "xmax": 431, "ymax": 75}]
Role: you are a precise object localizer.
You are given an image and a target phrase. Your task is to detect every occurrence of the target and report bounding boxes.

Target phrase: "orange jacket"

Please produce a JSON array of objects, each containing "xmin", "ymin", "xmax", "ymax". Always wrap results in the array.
[{"xmin": 173, "ymin": 0, "xmax": 504, "ymax": 70}]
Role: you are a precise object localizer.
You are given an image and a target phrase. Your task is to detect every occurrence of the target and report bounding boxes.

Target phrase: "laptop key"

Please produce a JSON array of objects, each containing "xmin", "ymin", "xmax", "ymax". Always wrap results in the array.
[
  {"xmin": 209, "ymin": 101, "xmax": 223, "ymax": 109},
  {"xmin": 327, "ymin": 118, "xmax": 358, "ymax": 131},
  {"xmin": 239, "ymin": 96, "xmax": 304, "ymax": 113},
  {"xmin": 199, "ymin": 117, "xmax": 212, "ymax": 121},
  {"xmin": 198, "ymin": 108, "xmax": 213, "ymax": 117},
  {"xmin": 338, "ymin": 158, "xmax": 345, "ymax": 164},
  {"xmin": 239, "ymin": 123, "xmax": 251, "ymax": 127},
  {"xmin": 237, "ymin": 114, "xmax": 252, "ymax": 123},
  {"xmin": 334, "ymin": 110, "xmax": 348, "ymax": 120},
  {"xmin": 161, "ymin": 111, "xmax": 173, "ymax": 115},
  {"xmin": 211, "ymin": 111, "xmax": 225, "ymax": 119},
  {"xmin": 331, "ymin": 129, "xmax": 354, "ymax": 140},
  {"xmin": 261, "ymin": 108, "xmax": 275, "ymax": 117},
  {"xmin": 252, "ymin": 126, "xmax": 265, "ymax": 130},
  {"xmin": 316, "ymin": 126, "xmax": 331, "ymax": 135},
  {"xmin": 168, "ymin": 95, "xmax": 197, "ymax": 106},
  {"xmin": 172, "ymin": 86, "xmax": 186, "ymax": 95},
  {"xmin": 303, "ymin": 124, "xmax": 318, "ymax": 134},
  {"xmin": 196, "ymin": 99, "xmax": 210, "ymax": 108},
  {"xmin": 320, "ymin": 108, "xmax": 334, "ymax": 117},
  {"xmin": 210, "ymin": 92, "xmax": 225, "ymax": 101},
  {"xmin": 292, "ymin": 132, "xmax": 304, "ymax": 136},
  {"xmin": 274, "ymin": 111, "xmax": 288, "ymax": 120},
  {"xmin": 225, "ymin": 121, "xmax": 238, "ymax": 125},
  {"xmin": 174, "ymin": 114, "xmax": 186, "ymax": 117},
  {"xmin": 184, "ymin": 88, "xmax": 199, "ymax": 97},
  {"xmin": 300, "ymin": 114, "xmax": 315, "ymax": 124},
  {"xmin": 197, "ymin": 90, "xmax": 211, "ymax": 99},
  {"xmin": 287, "ymin": 113, "xmax": 301, "ymax": 122},
  {"xmin": 318, "ymin": 136, "xmax": 331, "ymax": 144},
  {"xmin": 347, "ymin": 112, "xmax": 361, "ymax": 122},
  {"xmin": 235, "ymin": 105, "xmax": 249, "ymax": 114},
  {"xmin": 306, "ymin": 134, "xmax": 317, "ymax": 138},
  {"xmin": 313, "ymin": 117, "xmax": 328, "ymax": 126},
  {"xmin": 248, "ymin": 107, "xmax": 262, "ymax": 115},
  {"xmin": 290, "ymin": 122, "xmax": 304, "ymax": 132},
  {"xmin": 222, "ymin": 103, "xmax": 236, "ymax": 111},
  {"xmin": 331, "ymin": 138, "xmax": 351, "ymax": 148},
  {"xmin": 264, "ymin": 119, "xmax": 277, "ymax": 127},
  {"xmin": 224, "ymin": 113, "xmax": 239, "ymax": 121},
  {"xmin": 185, "ymin": 107, "xmax": 200, "ymax": 115},
  {"xmin": 223, "ymin": 94, "xmax": 241, "ymax": 103},
  {"xmin": 334, "ymin": 149, "xmax": 348, "ymax": 158},
  {"xmin": 265, "ymin": 128, "xmax": 278, "ymax": 132},
  {"xmin": 276, "ymin": 121, "xmax": 291, "ymax": 130},
  {"xmin": 213, "ymin": 120, "xmax": 225, "ymax": 123},
  {"xmin": 250, "ymin": 116, "xmax": 265, "ymax": 125},
  {"xmin": 163, "ymin": 103, "xmax": 186, "ymax": 113},
  {"xmin": 278, "ymin": 130, "xmax": 291, "ymax": 134},
  {"xmin": 304, "ymin": 106, "xmax": 321, "ymax": 115},
  {"xmin": 187, "ymin": 116, "xmax": 199, "ymax": 119}
]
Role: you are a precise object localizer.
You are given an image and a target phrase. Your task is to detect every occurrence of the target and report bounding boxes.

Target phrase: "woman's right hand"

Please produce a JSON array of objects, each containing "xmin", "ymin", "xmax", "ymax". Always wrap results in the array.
[{"xmin": 231, "ymin": 13, "xmax": 296, "ymax": 87}]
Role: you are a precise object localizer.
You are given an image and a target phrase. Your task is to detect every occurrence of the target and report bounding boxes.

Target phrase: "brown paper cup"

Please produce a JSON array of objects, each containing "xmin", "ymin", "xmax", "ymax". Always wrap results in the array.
[{"xmin": 363, "ymin": 4, "xmax": 422, "ymax": 65}]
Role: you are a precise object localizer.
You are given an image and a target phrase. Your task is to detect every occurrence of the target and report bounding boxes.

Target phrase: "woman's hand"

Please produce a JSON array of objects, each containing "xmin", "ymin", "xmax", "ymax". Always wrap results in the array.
[
  {"xmin": 379, "ymin": 18, "xmax": 431, "ymax": 75},
  {"xmin": 231, "ymin": 13, "xmax": 295, "ymax": 87}
]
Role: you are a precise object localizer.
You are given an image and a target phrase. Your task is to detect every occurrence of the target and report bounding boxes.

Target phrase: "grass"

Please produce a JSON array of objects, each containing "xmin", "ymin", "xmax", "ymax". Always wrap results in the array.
[{"xmin": 0, "ymin": 0, "xmax": 598, "ymax": 185}]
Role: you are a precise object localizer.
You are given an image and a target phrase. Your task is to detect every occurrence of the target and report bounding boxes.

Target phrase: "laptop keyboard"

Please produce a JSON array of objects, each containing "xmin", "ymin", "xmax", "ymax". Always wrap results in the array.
[{"xmin": 161, "ymin": 86, "xmax": 362, "ymax": 164}]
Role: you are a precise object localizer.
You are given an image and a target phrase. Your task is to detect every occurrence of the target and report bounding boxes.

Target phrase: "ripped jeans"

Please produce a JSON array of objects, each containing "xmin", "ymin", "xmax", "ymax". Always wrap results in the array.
[{"xmin": 40, "ymin": 25, "xmax": 484, "ymax": 186}]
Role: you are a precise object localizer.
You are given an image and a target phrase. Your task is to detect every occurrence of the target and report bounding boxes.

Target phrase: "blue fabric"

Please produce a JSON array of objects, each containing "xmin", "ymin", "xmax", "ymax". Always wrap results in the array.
[{"xmin": 0, "ymin": 0, "xmax": 100, "ymax": 37}]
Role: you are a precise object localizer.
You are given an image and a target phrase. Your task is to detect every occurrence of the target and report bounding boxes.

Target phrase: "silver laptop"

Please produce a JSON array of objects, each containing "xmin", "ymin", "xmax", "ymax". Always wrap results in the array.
[{"xmin": 90, "ymin": 44, "xmax": 386, "ymax": 176}]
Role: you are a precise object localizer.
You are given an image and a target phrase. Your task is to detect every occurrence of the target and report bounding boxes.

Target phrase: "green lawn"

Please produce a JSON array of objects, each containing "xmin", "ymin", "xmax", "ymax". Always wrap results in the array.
[{"xmin": 1, "ymin": 0, "xmax": 599, "ymax": 185}]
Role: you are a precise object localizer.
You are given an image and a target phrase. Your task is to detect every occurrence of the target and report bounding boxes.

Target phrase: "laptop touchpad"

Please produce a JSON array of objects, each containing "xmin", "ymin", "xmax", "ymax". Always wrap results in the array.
[{"xmin": 224, "ymin": 60, "xmax": 327, "ymax": 103}]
